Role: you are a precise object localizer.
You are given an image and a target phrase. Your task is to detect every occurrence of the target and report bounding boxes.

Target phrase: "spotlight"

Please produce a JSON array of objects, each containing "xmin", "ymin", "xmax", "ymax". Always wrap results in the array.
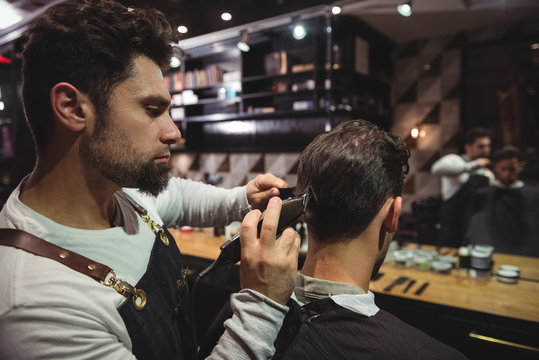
[
  {"xmin": 170, "ymin": 56, "xmax": 181, "ymax": 69},
  {"xmin": 237, "ymin": 29, "xmax": 250, "ymax": 52},
  {"xmin": 221, "ymin": 12, "xmax": 232, "ymax": 21},
  {"xmin": 291, "ymin": 16, "xmax": 306, "ymax": 40},
  {"xmin": 331, "ymin": 6, "xmax": 342, "ymax": 15},
  {"xmin": 177, "ymin": 25, "xmax": 188, "ymax": 34},
  {"xmin": 410, "ymin": 127, "xmax": 419, "ymax": 139},
  {"xmin": 397, "ymin": 1, "xmax": 412, "ymax": 17}
]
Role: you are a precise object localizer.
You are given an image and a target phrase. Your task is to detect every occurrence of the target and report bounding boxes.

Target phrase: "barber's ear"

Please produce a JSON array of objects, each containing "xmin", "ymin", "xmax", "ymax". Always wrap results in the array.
[
  {"xmin": 383, "ymin": 196, "xmax": 402, "ymax": 233},
  {"xmin": 50, "ymin": 82, "xmax": 92, "ymax": 132}
]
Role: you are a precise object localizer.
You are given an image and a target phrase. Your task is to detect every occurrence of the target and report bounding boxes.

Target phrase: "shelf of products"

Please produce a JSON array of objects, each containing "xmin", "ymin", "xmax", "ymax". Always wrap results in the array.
[{"xmin": 167, "ymin": 15, "xmax": 394, "ymax": 151}]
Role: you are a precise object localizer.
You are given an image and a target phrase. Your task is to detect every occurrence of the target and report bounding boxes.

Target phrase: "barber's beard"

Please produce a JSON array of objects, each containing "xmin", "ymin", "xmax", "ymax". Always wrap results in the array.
[{"xmin": 80, "ymin": 118, "xmax": 171, "ymax": 197}]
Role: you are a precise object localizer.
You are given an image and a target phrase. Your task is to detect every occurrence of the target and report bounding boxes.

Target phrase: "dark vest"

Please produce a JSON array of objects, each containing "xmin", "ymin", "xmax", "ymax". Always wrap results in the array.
[{"xmin": 118, "ymin": 225, "xmax": 196, "ymax": 360}]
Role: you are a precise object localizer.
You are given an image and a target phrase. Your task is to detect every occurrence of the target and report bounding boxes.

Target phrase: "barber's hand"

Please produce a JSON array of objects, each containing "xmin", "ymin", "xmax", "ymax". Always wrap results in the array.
[
  {"xmin": 239, "ymin": 197, "xmax": 300, "ymax": 305},
  {"xmin": 247, "ymin": 173, "xmax": 289, "ymax": 210},
  {"xmin": 475, "ymin": 158, "xmax": 491, "ymax": 168}
]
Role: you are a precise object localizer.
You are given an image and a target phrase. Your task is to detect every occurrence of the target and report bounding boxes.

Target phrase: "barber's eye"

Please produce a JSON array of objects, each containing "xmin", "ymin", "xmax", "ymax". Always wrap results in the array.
[{"xmin": 146, "ymin": 107, "xmax": 162, "ymax": 117}]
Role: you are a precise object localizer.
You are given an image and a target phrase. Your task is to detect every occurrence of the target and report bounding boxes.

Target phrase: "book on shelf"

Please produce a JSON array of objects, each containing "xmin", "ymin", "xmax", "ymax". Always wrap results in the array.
[
  {"xmin": 355, "ymin": 36, "xmax": 369, "ymax": 75},
  {"xmin": 164, "ymin": 72, "xmax": 185, "ymax": 92},
  {"xmin": 291, "ymin": 79, "xmax": 315, "ymax": 92},
  {"xmin": 248, "ymin": 106, "xmax": 275, "ymax": 114},
  {"xmin": 291, "ymin": 63, "xmax": 315, "ymax": 73},
  {"xmin": 264, "ymin": 51, "xmax": 288, "ymax": 75},
  {"xmin": 182, "ymin": 65, "xmax": 226, "ymax": 89},
  {"xmin": 292, "ymin": 100, "xmax": 313, "ymax": 111}
]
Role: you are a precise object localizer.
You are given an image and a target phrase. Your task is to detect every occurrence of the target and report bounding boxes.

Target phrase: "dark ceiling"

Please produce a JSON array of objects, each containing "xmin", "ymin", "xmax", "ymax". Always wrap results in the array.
[{"xmin": 119, "ymin": 0, "xmax": 330, "ymax": 40}]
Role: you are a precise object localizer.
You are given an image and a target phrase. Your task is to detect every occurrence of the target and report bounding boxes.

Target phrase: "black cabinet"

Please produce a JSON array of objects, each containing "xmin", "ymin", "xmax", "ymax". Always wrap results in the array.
[
  {"xmin": 375, "ymin": 293, "xmax": 539, "ymax": 360},
  {"xmin": 167, "ymin": 15, "xmax": 394, "ymax": 151}
]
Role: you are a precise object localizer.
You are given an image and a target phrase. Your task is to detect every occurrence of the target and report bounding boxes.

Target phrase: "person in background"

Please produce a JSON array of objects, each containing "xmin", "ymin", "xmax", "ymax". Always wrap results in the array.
[
  {"xmin": 199, "ymin": 120, "xmax": 467, "ymax": 360},
  {"xmin": 0, "ymin": 1, "xmax": 299, "ymax": 359},
  {"xmin": 466, "ymin": 146, "xmax": 539, "ymax": 256},
  {"xmin": 491, "ymin": 145, "xmax": 525, "ymax": 189},
  {"xmin": 431, "ymin": 127, "xmax": 494, "ymax": 247}
]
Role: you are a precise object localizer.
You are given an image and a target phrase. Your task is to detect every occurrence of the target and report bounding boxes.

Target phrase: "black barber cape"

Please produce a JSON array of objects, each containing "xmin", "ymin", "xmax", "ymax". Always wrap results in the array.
[{"xmin": 200, "ymin": 297, "xmax": 467, "ymax": 360}]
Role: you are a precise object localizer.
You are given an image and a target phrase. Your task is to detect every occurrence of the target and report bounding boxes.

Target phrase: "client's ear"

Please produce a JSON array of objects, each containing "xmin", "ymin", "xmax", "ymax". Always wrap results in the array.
[
  {"xmin": 50, "ymin": 82, "xmax": 92, "ymax": 132},
  {"xmin": 383, "ymin": 196, "xmax": 402, "ymax": 233}
]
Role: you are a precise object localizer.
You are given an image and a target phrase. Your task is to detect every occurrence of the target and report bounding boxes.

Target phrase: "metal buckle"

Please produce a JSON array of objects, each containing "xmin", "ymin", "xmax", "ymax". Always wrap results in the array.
[
  {"xmin": 159, "ymin": 230, "xmax": 169, "ymax": 246},
  {"xmin": 132, "ymin": 289, "xmax": 147, "ymax": 311},
  {"xmin": 112, "ymin": 280, "xmax": 136, "ymax": 297},
  {"xmin": 101, "ymin": 270, "xmax": 146, "ymax": 310},
  {"xmin": 139, "ymin": 213, "xmax": 169, "ymax": 246}
]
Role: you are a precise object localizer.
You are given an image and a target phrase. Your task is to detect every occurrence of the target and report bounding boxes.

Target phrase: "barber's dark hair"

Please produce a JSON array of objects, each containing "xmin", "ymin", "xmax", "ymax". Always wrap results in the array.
[
  {"xmin": 22, "ymin": 0, "xmax": 180, "ymax": 150},
  {"xmin": 295, "ymin": 119, "xmax": 410, "ymax": 242},
  {"xmin": 492, "ymin": 145, "xmax": 524, "ymax": 163},
  {"xmin": 464, "ymin": 127, "xmax": 490, "ymax": 145}
]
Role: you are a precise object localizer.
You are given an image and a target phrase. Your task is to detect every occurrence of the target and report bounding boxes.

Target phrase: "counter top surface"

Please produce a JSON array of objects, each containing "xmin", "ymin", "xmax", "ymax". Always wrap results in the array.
[{"xmin": 169, "ymin": 228, "xmax": 539, "ymax": 323}]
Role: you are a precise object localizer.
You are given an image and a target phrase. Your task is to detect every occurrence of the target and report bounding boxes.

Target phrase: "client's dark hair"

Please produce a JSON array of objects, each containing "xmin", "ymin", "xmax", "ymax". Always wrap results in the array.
[
  {"xmin": 295, "ymin": 119, "xmax": 410, "ymax": 242},
  {"xmin": 492, "ymin": 146, "xmax": 524, "ymax": 163},
  {"xmin": 22, "ymin": 0, "xmax": 180, "ymax": 150}
]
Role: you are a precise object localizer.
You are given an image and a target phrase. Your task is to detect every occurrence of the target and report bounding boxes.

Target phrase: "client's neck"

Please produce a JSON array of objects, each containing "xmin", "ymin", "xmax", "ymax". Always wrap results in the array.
[{"xmin": 300, "ymin": 231, "xmax": 377, "ymax": 293}]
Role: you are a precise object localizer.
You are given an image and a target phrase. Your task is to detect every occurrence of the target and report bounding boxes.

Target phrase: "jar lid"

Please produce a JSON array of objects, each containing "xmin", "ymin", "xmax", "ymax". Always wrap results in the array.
[
  {"xmin": 497, "ymin": 269, "xmax": 519, "ymax": 278},
  {"xmin": 393, "ymin": 250, "xmax": 413, "ymax": 260},
  {"xmin": 413, "ymin": 254, "xmax": 430, "ymax": 263},
  {"xmin": 180, "ymin": 226, "xmax": 194, "ymax": 233},
  {"xmin": 471, "ymin": 249, "xmax": 490, "ymax": 258},
  {"xmin": 500, "ymin": 264, "xmax": 520, "ymax": 274},
  {"xmin": 431, "ymin": 261, "xmax": 452, "ymax": 272},
  {"xmin": 474, "ymin": 244, "xmax": 494, "ymax": 254}
]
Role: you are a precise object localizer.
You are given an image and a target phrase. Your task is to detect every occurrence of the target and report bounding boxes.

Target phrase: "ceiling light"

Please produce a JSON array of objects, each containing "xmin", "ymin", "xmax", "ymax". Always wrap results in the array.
[
  {"xmin": 221, "ymin": 12, "xmax": 232, "ymax": 21},
  {"xmin": 291, "ymin": 16, "xmax": 306, "ymax": 40},
  {"xmin": 237, "ymin": 29, "xmax": 250, "ymax": 52},
  {"xmin": 331, "ymin": 6, "xmax": 342, "ymax": 15},
  {"xmin": 170, "ymin": 56, "xmax": 181, "ymax": 69},
  {"xmin": 410, "ymin": 127, "xmax": 419, "ymax": 139},
  {"xmin": 177, "ymin": 25, "xmax": 188, "ymax": 34},
  {"xmin": 397, "ymin": 1, "xmax": 412, "ymax": 17}
]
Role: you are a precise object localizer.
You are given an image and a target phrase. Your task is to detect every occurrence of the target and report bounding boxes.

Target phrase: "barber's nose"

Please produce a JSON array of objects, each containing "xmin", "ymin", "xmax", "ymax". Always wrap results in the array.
[{"xmin": 160, "ymin": 116, "xmax": 182, "ymax": 145}]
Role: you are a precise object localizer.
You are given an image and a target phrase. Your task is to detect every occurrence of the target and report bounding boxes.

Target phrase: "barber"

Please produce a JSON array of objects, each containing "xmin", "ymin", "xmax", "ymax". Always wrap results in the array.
[
  {"xmin": 0, "ymin": 1, "xmax": 299, "ymax": 359},
  {"xmin": 431, "ymin": 127, "xmax": 493, "ymax": 247}
]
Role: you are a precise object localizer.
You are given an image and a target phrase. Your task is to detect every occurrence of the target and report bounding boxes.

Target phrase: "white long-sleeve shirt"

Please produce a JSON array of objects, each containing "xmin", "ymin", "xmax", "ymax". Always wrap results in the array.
[
  {"xmin": 431, "ymin": 154, "xmax": 494, "ymax": 200},
  {"xmin": 0, "ymin": 176, "xmax": 287, "ymax": 360}
]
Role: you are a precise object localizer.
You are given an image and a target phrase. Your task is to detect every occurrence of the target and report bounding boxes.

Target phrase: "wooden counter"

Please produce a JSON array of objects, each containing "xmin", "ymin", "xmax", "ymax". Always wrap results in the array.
[
  {"xmin": 169, "ymin": 228, "xmax": 539, "ymax": 323},
  {"xmin": 171, "ymin": 228, "xmax": 539, "ymax": 357},
  {"xmin": 369, "ymin": 262, "xmax": 539, "ymax": 323},
  {"xmin": 170, "ymin": 228, "xmax": 226, "ymax": 260}
]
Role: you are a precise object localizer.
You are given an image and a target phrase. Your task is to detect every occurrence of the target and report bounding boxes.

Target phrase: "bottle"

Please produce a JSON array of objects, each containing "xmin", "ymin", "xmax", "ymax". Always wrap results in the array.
[{"xmin": 458, "ymin": 246, "xmax": 471, "ymax": 272}]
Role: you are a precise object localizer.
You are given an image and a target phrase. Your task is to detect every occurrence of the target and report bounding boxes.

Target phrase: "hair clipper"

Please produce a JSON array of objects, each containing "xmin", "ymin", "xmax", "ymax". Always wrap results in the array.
[{"xmin": 198, "ymin": 188, "xmax": 310, "ymax": 278}]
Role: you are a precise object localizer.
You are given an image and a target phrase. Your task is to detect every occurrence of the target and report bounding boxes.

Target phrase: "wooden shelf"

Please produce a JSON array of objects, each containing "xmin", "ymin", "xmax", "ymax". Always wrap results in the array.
[
  {"xmin": 242, "ymin": 89, "xmax": 317, "ymax": 100},
  {"xmin": 169, "ymin": 15, "xmax": 394, "ymax": 151},
  {"xmin": 242, "ymin": 70, "xmax": 319, "ymax": 83},
  {"xmin": 179, "ymin": 109, "xmax": 327, "ymax": 123},
  {"xmin": 172, "ymin": 97, "xmax": 240, "ymax": 108}
]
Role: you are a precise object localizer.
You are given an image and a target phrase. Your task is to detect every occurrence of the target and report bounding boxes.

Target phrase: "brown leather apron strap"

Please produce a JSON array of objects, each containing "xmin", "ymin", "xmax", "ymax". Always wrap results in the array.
[{"xmin": 0, "ymin": 228, "xmax": 111, "ymax": 282}]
